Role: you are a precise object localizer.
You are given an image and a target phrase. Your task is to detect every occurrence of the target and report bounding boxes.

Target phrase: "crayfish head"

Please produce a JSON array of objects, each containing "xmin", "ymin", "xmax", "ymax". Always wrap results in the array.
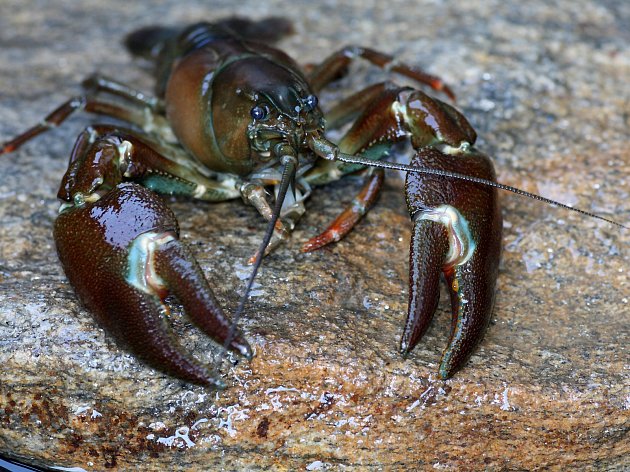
[{"xmin": 211, "ymin": 56, "xmax": 324, "ymax": 173}]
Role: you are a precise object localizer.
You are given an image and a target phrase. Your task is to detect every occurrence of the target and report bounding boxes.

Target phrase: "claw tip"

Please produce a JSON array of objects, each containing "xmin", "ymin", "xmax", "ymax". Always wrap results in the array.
[
  {"xmin": 0, "ymin": 144, "xmax": 15, "ymax": 155},
  {"xmin": 437, "ymin": 367, "xmax": 451, "ymax": 380},
  {"xmin": 301, "ymin": 240, "xmax": 319, "ymax": 253},
  {"xmin": 399, "ymin": 341, "xmax": 411, "ymax": 358},
  {"xmin": 241, "ymin": 344, "xmax": 254, "ymax": 361},
  {"xmin": 438, "ymin": 358, "xmax": 461, "ymax": 380}
]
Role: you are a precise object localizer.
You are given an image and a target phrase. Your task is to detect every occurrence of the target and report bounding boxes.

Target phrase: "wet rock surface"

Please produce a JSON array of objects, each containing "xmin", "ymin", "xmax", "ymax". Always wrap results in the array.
[{"xmin": 0, "ymin": 0, "xmax": 628, "ymax": 470}]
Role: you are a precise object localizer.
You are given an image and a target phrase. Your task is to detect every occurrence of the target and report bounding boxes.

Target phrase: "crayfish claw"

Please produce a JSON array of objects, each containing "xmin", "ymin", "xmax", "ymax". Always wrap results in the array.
[
  {"xmin": 404, "ymin": 147, "xmax": 502, "ymax": 379},
  {"xmin": 54, "ymin": 182, "xmax": 250, "ymax": 386},
  {"xmin": 403, "ymin": 203, "xmax": 501, "ymax": 379}
]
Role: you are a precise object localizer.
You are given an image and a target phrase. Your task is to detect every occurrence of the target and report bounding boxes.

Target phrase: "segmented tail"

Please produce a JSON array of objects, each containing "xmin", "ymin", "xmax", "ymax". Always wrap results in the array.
[
  {"xmin": 215, "ymin": 17, "xmax": 294, "ymax": 43},
  {"xmin": 124, "ymin": 26, "xmax": 180, "ymax": 59},
  {"xmin": 124, "ymin": 17, "xmax": 294, "ymax": 60}
]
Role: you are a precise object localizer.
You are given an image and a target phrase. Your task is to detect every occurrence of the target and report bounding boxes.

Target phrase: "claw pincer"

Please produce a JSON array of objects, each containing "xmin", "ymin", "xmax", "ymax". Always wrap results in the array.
[
  {"xmin": 54, "ymin": 183, "xmax": 251, "ymax": 386},
  {"xmin": 403, "ymin": 147, "xmax": 502, "ymax": 379}
]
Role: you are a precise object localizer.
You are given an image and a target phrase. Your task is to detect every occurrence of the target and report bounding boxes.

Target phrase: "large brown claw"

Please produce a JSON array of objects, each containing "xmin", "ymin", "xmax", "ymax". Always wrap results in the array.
[
  {"xmin": 54, "ymin": 182, "xmax": 251, "ymax": 387},
  {"xmin": 403, "ymin": 147, "xmax": 502, "ymax": 379}
]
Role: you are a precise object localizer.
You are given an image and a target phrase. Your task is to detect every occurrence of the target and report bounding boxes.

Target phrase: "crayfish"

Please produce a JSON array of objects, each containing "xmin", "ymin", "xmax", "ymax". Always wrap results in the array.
[{"xmin": 1, "ymin": 17, "xmax": 623, "ymax": 387}]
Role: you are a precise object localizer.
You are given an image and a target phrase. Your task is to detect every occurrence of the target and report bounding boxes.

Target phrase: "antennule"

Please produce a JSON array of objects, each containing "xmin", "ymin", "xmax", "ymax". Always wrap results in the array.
[{"xmin": 307, "ymin": 136, "xmax": 627, "ymax": 229}]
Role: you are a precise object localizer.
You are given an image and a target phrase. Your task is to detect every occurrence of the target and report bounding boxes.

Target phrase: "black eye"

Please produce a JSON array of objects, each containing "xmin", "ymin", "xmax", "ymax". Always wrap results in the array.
[
  {"xmin": 250, "ymin": 105, "xmax": 268, "ymax": 120},
  {"xmin": 303, "ymin": 94, "xmax": 318, "ymax": 111}
]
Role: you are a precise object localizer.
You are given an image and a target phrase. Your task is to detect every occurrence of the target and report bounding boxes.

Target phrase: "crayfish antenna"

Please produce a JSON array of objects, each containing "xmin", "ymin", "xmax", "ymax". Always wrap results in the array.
[
  {"xmin": 307, "ymin": 135, "xmax": 628, "ymax": 230},
  {"xmin": 215, "ymin": 143, "xmax": 299, "ymax": 378}
]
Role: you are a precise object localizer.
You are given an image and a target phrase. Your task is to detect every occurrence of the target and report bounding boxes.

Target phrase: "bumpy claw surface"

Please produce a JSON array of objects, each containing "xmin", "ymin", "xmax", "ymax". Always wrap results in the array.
[
  {"xmin": 53, "ymin": 182, "xmax": 251, "ymax": 387},
  {"xmin": 403, "ymin": 147, "xmax": 502, "ymax": 379}
]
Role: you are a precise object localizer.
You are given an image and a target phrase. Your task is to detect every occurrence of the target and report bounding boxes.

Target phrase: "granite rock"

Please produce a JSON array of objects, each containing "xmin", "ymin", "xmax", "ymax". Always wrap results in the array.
[{"xmin": 0, "ymin": 0, "xmax": 628, "ymax": 470}]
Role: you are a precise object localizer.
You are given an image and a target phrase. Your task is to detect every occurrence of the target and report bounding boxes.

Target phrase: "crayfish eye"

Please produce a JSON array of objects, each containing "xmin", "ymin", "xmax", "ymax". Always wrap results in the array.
[
  {"xmin": 250, "ymin": 104, "xmax": 269, "ymax": 120},
  {"xmin": 303, "ymin": 94, "xmax": 318, "ymax": 111}
]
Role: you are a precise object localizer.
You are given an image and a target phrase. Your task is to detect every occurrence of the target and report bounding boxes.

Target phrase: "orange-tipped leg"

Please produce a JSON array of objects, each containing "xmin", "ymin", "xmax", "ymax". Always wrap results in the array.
[{"xmin": 302, "ymin": 168, "xmax": 384, "ymax": 252}]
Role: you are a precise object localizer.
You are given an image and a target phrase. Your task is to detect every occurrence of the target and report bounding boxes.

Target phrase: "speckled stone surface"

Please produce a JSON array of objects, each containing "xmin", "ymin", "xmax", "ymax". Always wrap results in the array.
[{"xmin": 0, "ymin": 0, "xmax": 628, "ymax": 470}]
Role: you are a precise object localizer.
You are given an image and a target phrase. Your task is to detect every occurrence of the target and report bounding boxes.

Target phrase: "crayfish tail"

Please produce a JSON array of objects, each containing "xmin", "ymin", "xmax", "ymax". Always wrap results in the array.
[
  {"xmin": 218, "ymin": 17, "xmax": 294, "ymax": 44},
  {"xmin": 124, "ymin": 17, "xmax": 293, "ymax": 62},
  {"xmin": 124, "ymin": 26, "xmax": 179, "ymax": 59}
]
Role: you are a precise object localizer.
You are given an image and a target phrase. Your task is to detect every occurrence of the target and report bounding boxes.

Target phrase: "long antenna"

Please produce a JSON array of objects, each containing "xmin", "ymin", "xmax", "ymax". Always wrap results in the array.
[
  {"xmin": 308, "ymin": 137, "xmax": 627, "ymax": 230},
  {"xmin": 216, "ymin": 145, "xmax": 298, "ymax": 377}
]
